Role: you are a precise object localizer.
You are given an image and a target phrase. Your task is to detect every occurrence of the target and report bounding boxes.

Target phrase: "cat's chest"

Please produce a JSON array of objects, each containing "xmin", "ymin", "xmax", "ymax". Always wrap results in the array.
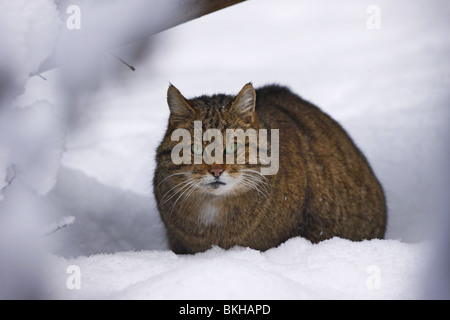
[{"xmin": 199, "ymin": 203, "xmax": 221, "ymax": 226}]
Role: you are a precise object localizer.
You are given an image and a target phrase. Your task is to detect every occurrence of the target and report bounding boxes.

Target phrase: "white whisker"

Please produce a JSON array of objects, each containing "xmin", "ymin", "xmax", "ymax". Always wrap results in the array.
[
  {"xmin": 239, "ymin": 169, "xmax": 273, "ymax": 192},
  {"xmin": 161, "ymin": 178, "xmax": 195, "ymax": 205},
  {"xmin": 240, "ymin": 173, "xmax": 272, "ymax": 195},
  {"xmin": 237, "ymin": 178, "xmax": 269, "ymax": 199},
  {"xmin": 178, "ymin": 181, "xmax": 202, "ymax": 211},
  {"xmin": 239, "ymin": 169, "xmax": 271, "ymax": 183},
  {"xmin": 170, "ymin": 180, "xmax": 200, "ymax": 213},
  {"xmin": 240, "ymin": 173, "xmax": 272, "ymax": 190},
  {"xmin": 155, "ymin": 172, "xmax": 190, "ymax": 189}
]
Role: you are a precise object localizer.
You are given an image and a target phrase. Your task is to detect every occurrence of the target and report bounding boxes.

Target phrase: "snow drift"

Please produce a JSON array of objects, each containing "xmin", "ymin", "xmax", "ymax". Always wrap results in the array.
[{"xmin": 48, "ymin": 237, "xmax": 428, "ymax": 300}]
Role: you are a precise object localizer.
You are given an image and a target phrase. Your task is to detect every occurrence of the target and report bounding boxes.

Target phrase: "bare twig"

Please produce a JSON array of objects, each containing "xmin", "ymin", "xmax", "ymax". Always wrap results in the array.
[
  {"xmin": 41, "ymin": 216, "xmax": 76, "ymax": 236},
  {"xmin": 1, "ymin": 165, "xmax": 16, "ymax": 193},
  {"xmin": 111, "ymin": 54, "xmax": 136, "ymax": 72}
]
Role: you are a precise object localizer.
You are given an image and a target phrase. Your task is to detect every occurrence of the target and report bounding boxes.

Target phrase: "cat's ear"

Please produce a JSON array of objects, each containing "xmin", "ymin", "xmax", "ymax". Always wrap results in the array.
[
  {"xmin": 167, "ymin": 84, "xmax": 195, "ymax": 124},
  {"xmin": 229, "ymin": 83, "xmax": 256, "ymax": 123}
]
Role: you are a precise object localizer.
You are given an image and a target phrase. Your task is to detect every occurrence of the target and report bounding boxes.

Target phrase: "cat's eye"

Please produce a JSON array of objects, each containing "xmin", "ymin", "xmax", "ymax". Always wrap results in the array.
[
  {"xmin": 191, "ymin": 144, "xmax": 204, "ymax": 156},
  {"xmin": 225, "ymin": 142, "xmax": 238, "ymax": 154}
]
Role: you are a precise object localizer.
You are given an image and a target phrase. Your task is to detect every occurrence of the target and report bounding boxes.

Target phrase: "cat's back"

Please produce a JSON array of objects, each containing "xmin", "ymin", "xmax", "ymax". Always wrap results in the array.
[
  {"xmin": 255, "ymin": 84, "xmax": 334, "ymax": 128},
  {"xmin": 255, "ymin": 84, "xmax": 360, "ymax": 155},
  {"xmin": 254, "ymin": 84, "xmax": 387, "ymax": 242}
]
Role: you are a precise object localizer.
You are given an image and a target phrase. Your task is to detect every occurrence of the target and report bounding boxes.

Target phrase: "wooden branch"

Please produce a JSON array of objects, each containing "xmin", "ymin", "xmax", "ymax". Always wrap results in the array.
[
  {"xmin": 35, "ymin": 0, "xmax": 247, "ymax": 75},
  {"xmin": 154, "ymin": 0, "xmax": 247, "ymax": 34}
]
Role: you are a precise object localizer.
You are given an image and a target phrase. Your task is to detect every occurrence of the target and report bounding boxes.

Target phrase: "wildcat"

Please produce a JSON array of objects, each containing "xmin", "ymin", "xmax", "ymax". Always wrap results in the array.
[{"xmin": 154, "ymin": 83, "xmax": 387, "ymax": 254}]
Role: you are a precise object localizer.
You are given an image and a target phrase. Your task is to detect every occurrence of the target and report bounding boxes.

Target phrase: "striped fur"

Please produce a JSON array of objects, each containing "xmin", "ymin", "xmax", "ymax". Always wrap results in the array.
[{"xmin": 153, "ymin": 83, "xmax": 387, "ymax": 254}]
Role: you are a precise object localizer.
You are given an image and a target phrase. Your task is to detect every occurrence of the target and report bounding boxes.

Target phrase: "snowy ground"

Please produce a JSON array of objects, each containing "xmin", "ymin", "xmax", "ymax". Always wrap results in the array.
[
  {"xmin": 1, "ymin": 0, "xmax": 449, "ymax": 299},
  {"xmin": 48, "ymin": 238, "xmax": 428, "ymax": 300}
]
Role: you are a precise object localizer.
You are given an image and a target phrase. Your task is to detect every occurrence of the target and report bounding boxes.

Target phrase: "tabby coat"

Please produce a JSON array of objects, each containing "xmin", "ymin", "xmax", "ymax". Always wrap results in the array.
[{"xmin": 154, "ymin": 83, "xmax": 387, "ymax": 254}]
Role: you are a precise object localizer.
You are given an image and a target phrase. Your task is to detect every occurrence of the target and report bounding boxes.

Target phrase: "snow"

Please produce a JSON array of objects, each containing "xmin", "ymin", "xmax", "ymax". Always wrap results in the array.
[
  {"xmin": 1, "ymin": 0, "xmax": 449, "ymax": 299},
  {"xmin": 48, "ymin": 238, "xmax": 428, "ymax": 300},
  {"xmin": 46, "ymin": 167, "xmax": 167, "ymax": 257},
  {"xmin": 0, "ymin": 0, "xmax": 60, "ymax": 84}
]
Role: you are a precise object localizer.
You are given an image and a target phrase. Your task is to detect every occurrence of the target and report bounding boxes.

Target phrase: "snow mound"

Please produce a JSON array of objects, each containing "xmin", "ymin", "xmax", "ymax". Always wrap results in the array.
[
  {"xmin": 47, "ymin": 167, "xmax": 167, "ymax": 257},
  {"xmin": 0, "ymin": 0, "xmax": 60, "ymax": 84},
  {"xmin": 48, "ymin": 238, "xmax": 427, "ymax": 300}
]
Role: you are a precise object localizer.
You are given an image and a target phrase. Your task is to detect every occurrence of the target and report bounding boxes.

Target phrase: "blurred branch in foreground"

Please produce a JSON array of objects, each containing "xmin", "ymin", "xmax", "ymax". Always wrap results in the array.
[
  {"xmin": 0, "ymin": 0, "xmax": 248, "ymax": 299},
  {"xmin": 35, "ymin": 0, "xmax": 247, "ymax": 75}
]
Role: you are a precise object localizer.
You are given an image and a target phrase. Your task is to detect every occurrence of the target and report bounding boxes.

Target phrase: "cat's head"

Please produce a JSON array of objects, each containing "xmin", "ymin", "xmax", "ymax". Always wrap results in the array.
[{"xmin": 156, "ymin": 83, "xmax": 273, "ymax": 199}]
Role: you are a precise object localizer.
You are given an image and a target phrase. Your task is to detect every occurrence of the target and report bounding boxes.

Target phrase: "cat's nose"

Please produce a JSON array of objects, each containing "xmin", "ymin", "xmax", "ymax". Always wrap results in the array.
[{"xmin": 210, "ymin": 168, "xmax": 224, "ymax": 178}]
